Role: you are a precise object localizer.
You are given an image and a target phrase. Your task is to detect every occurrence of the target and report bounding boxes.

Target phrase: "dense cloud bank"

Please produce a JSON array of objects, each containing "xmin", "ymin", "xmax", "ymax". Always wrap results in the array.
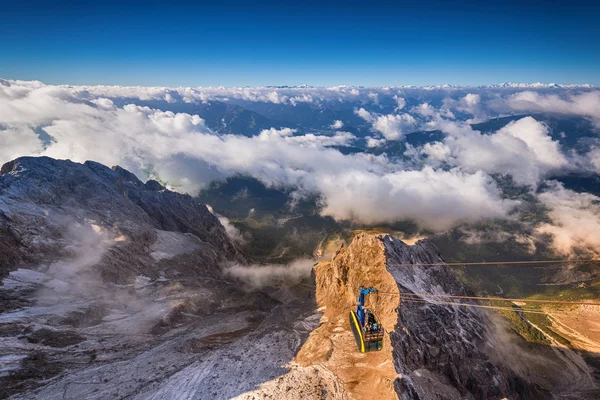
[{"xmin": 1, "ymin": 79, "xmax": 599, "ymax": 254}]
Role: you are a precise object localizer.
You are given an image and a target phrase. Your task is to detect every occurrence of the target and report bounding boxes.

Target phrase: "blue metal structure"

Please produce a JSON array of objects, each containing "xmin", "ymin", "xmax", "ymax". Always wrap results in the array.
[
  {"xmin": 356, "ymin": 287, "xmax": 377, "ymax": 326},
  {"xmin": 349, "ymin": 286, "xmax": 384, "ymax": 352}
]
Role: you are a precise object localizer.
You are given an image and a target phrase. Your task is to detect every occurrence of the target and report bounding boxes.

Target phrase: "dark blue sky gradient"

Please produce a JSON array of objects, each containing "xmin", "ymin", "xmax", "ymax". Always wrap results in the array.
[{"xmin": 1, "ymin": 0, "xmax": 598, "ymax": 86}]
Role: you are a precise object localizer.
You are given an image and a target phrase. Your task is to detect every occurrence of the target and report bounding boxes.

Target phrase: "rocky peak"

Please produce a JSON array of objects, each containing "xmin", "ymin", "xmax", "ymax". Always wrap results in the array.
[
  {"xmin": 298, "ymin": 233, "xmax": 548, "ymax": 400},
  {"xmin": 145, "ymin": 180, "xmax": 165, "ymax": 191},
  {"xmin": 111, "ymin": 165, "xmax": 145, "ymax": 188},
  {"xmin": 0, "ymin": 159, "xmax": 17, "ymax": 176},
  {"xmin": 0, "ymin": 156, "xmax": 245, "ymax": 281},
  {"xmin": 0, "ymin": 157, "xmax": 313, "ymax": 399}
]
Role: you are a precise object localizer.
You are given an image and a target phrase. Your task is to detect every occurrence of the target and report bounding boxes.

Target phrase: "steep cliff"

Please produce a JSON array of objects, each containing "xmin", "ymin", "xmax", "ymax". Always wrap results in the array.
[
  {"xmin": 298, "ymin": 233, "xmax": 550, "ymax": 399},
  {"xmin": 0, "ymin": 157, "xmax": 354, "ymax": 400},
  {"xmin": 0, "ymin": 156, "xmax": 244, "ymax": 282},
  {"xmin": 0, "ymin": 157, "xmax": 275, "ymax": 399},
  {"xmin": 383, "ymin": 235, "xmax": 551, "ymax": 399}
]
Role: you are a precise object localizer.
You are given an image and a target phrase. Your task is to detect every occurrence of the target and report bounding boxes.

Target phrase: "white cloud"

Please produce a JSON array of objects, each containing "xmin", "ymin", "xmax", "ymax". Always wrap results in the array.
[
  {"xmin": 0, "ymin": 79, "xmax": 519, "ymax": 231},
  {"xmin": 0, "ymin": 125, "xmax": 45, "ymax": 164},
  {"xmin": 442, "ymin": 93, "xmax": 485, "ymax": 121},
  {"xmin": 223, "ymin": 259, "xmax": 314, "ymax": 289},
  {"xmin": 367, "ymin": 92, "xmax": 379, "ymax": 105},
  {"xmin": 257, "ymin": 127, "xmax": 297, "ymax": 140},
  {"xmin": 458, "ymin": 227, "xmax": 537, "ymax": 254},
  {"xmin": 393, "ymin": 95, "xmax": 406, "ymax": 110},
  {"xmin": 257, "ymin": 127, "xmax": 355, "ymax": 147},
  {"xmin": 491, "ymin": 90, "xmax": 600, "ymax": 126},
  {"xmin": 330, "ymin": 120, "xmax": 344, "ymax": 129},
  {"xmin": 497, "ymin": 117, "xmax": 567, "ymax": 169},
  {"xmin": 372, "ymin": 113, "xmax": 417, "ymax": 140},
  {"xmin": 54, "ymin": 80, "xmax": 597, "ymax": 126},
  {"xmin": 354, "ymin": 107, "xmax": 374, "ymax": 123},
  {"xmin": 366, "ymin": 137, "xmax": 387, "ymax": 148},
  {"xmin": 284, "ymin": 131, "xmax": 356, "ymax": 147},
  {"xmin": 289, "ymin": 93, "xmax": 313, "ymax": 106},
  {"xmin": 588, "ymin": 147, "xmax": 600, "ymax": 174},
  {"xmin": 91, "ymin": 98, "xmax": 115, "ymax": 110},
  {"xmin": 356, "ymin": 108, "xmax": 417, "ymax": 141},
  {"xmin": 206, "ymin": 205, "xmax": 247, "ymax": 245},
  {"xmin": 413, "ymin": 102, "xmax": 455, "ymax": 120},
  {"xmin": 421, "ymin": 117, "xmax": 569, "ymax": 185},
  {"xmin": 537, "ymin": 182, "xmax": 600, "ymax": 257},
  {"xmin": 8, "ymin": 77, "xmax": 600, "ymax": 248},
  {"xmin": 0, "ymin": 78, "xmax": 590, "ymax": 247},
  {"xmin": 463, "ymin": 93, "xmax": 481, "ymax": 106},
  {"xmin": 413, "ymin": 103, "xmax": 437, "ymax": 117},
  {"xmin": 421, "ymin": 142, "xmax": 452, "ymax": 163},
  {"xmin": 318, "ymin": 167, "xmax": 517, "ymax": 231}
]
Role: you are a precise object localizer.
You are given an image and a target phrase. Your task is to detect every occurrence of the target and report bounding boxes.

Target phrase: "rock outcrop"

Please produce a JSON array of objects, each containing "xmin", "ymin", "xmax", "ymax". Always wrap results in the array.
[
  {"xmin": 1, "ymin": 157, "xmax": 590, "ymax": 399},
  {"xmin": 0, "ymin": 157, "xmax": 341, "ymax": 400},
  {"xmin": 298, "ymin": 233, "xmax": 550, "ymax": 399},
  {"xmin": 0, "ymin": 156, "xmax": 244, "ymax": 282},
  {"xmin": 382, "ymin": 235, "xmax": 550, "ymax": 399}
]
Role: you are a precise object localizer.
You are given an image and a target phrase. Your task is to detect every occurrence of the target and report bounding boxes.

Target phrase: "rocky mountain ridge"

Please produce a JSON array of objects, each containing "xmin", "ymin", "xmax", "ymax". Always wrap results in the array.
[
  {"xmin": 0, "ymin": 156, "xmax": 244, "ymax": 283},
  {"xmin": 1, "ymin": 156, "xmax": 598, "ymax": 399},
  {"xmin": 297, "ymin": 233, "xmax": 598, "ymax": 399},
  {"xmin": 0, "ymin": 157, "xmax": 290, "ymax": 399}
]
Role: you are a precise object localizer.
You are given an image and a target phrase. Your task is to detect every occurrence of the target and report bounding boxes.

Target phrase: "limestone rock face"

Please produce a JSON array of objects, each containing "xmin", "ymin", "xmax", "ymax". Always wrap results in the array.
[
  {"xmin": 0, "ymin": 156, "xmax": 244, "ymax": 282},
  {"xmin": 298, "ymin": 233, "xmax": 400, "ymax": 400},
  {"xmin": 382, "ymin": 235, "xmax": 550, "ymax": 399},
  {"xmin": 300, "ymin": 233, "xmax": 550, "ymax": 400},
  {"xmin": 1, "ymin": 157, "xmax": 316, "ymax": 400}
]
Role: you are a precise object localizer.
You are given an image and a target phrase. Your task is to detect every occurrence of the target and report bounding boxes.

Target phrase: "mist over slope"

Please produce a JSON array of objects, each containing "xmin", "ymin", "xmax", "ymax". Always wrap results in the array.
[
  {"xmin": 0, "ymin": 156, "xmax": 244, "ymax": 280},
  {"xmin": 0, "ymin": 157, "xmax": 325, "ymax": 399}
]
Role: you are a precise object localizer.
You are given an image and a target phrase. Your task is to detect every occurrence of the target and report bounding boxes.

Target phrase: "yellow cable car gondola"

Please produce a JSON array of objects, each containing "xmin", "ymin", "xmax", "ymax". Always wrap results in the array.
[{"xmin": 349, "ymin": 286, "xmax": 384, "ymax": 352}]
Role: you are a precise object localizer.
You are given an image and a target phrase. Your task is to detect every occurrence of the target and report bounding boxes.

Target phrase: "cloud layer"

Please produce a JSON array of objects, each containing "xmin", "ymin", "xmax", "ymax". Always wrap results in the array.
[
  {"xmin": 415, "ymin": 116, "xmax": 569, "ymax": 185},
  {"xmin": 536, "ymin": 182, "xmax": 600, "ymax": 257},
  {"xmin": 1, "ymin": 79, "xmax": 600, "ymax": 252}
]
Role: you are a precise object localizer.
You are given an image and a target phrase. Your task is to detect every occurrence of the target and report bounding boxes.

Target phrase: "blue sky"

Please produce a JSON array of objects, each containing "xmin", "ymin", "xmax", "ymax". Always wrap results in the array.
[{"xmin": 1, "ymin": 0, "xmax": 599, "ymax": 86}]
